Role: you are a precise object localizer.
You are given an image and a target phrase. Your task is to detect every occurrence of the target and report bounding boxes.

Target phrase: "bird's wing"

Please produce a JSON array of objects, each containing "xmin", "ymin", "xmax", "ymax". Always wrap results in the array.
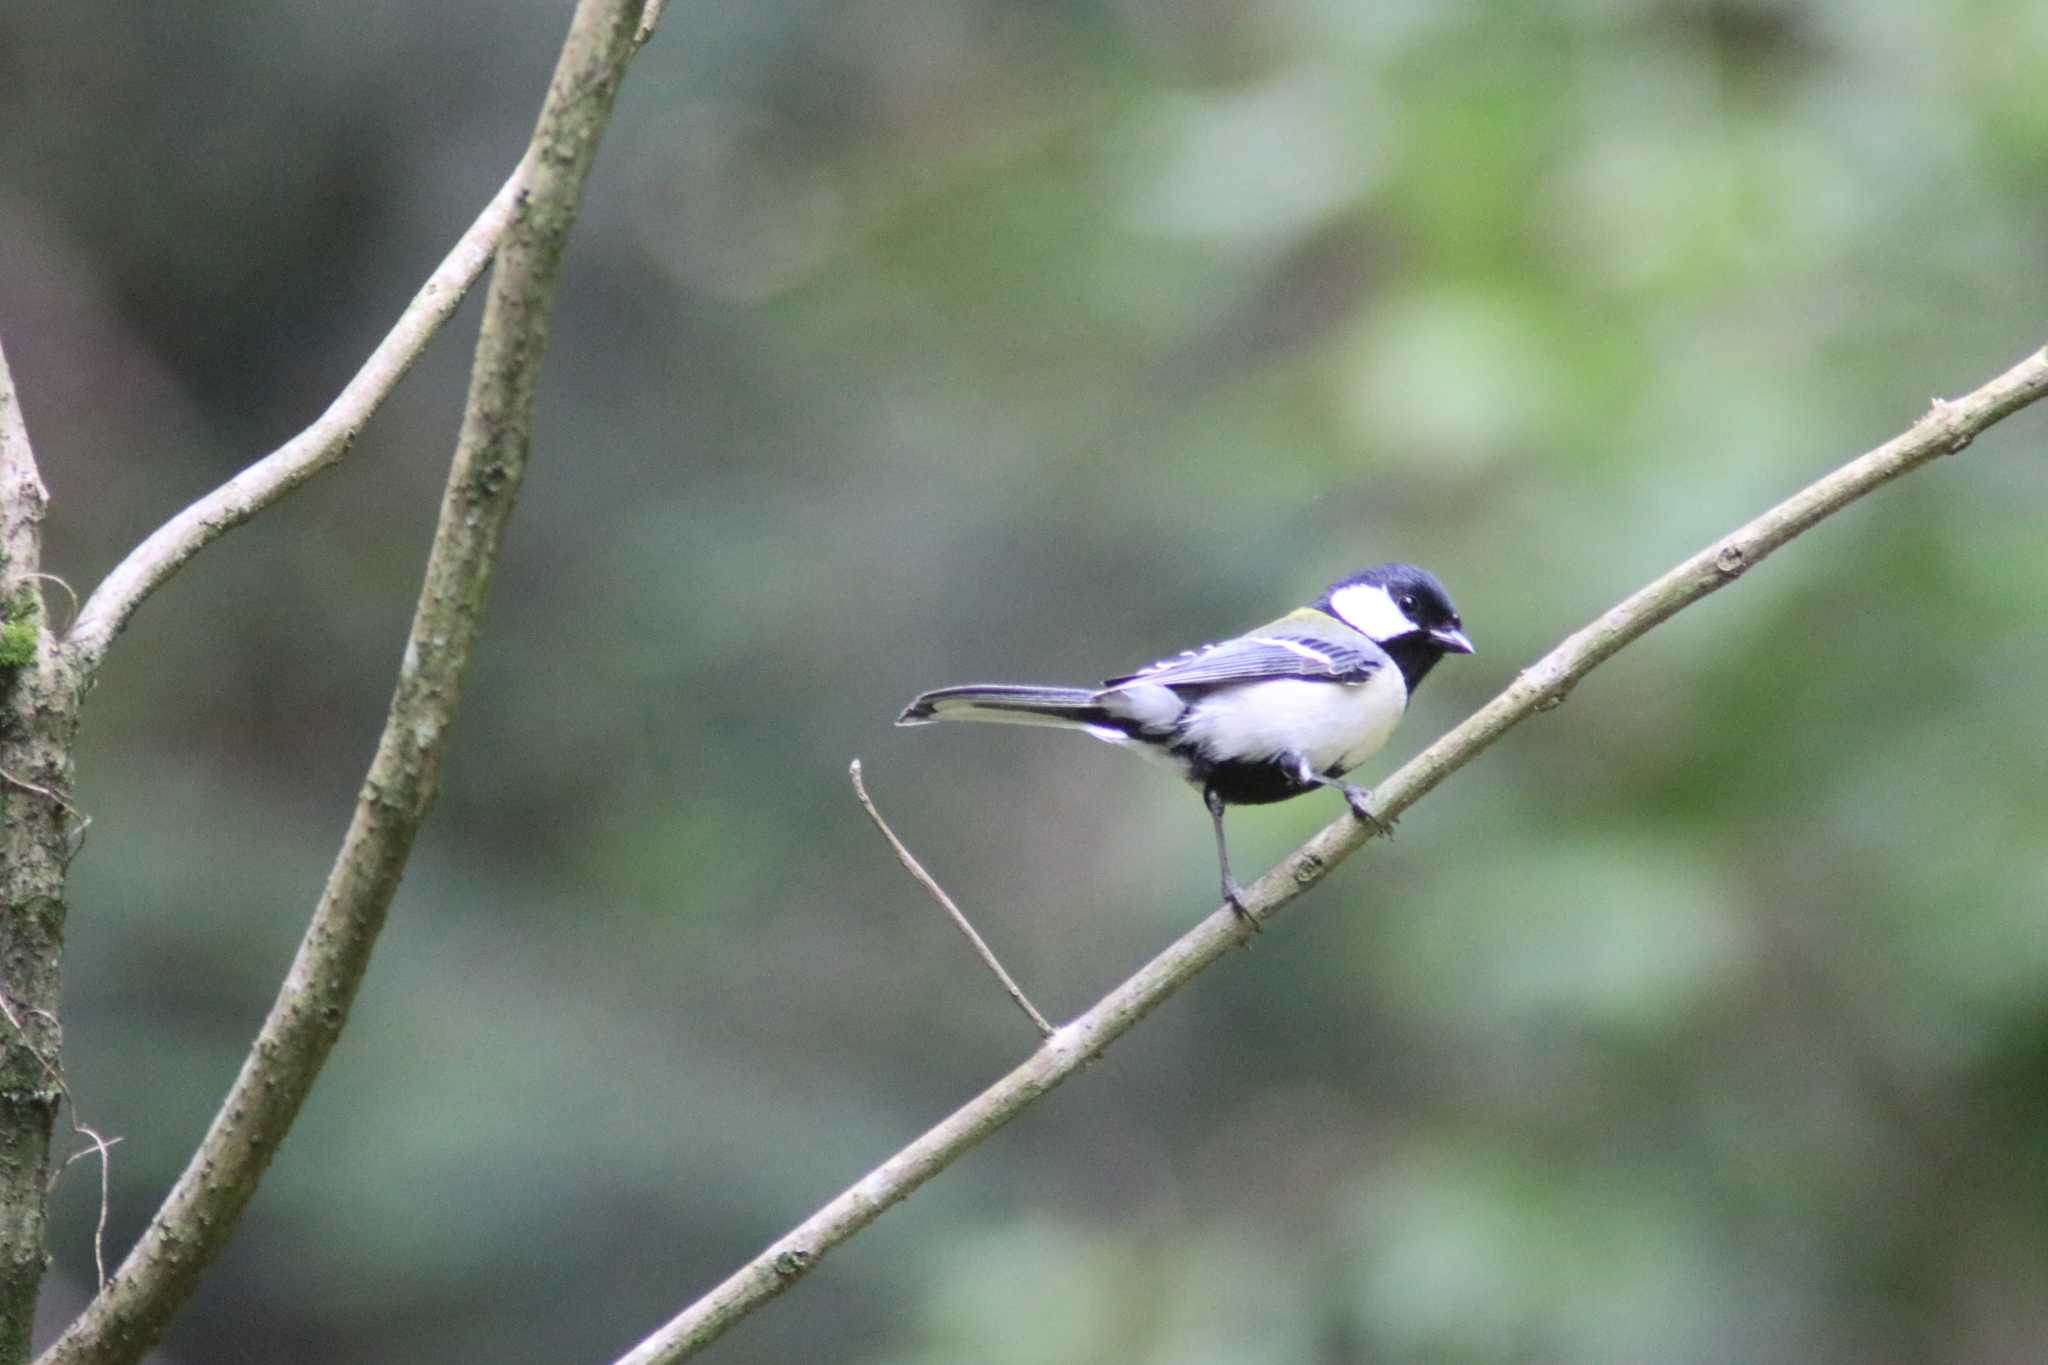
[{"xmin": 1102, "ymin": 617, "xmax": 1384, "ymax": 691}]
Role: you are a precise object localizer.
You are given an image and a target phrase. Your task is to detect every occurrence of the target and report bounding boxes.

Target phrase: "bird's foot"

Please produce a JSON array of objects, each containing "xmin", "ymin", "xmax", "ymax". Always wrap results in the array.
[
  {"xmin": 1225, "ymin": 882, "xmax": 1260, "ymax": 932},
  {"xmin": 1342, "ymin": 784, "xmax": 1396, "ymax": 838}
]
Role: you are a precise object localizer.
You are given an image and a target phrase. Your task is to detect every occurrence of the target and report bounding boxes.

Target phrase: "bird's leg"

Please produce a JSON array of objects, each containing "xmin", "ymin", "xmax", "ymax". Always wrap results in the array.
[
  {"xmin": 1205, "ymin": 785, "xmax": 1257, "ymax": 929},
  {"xmin": 1289, "ymin": 756, "xmax": 1396, "ymax": 839}
]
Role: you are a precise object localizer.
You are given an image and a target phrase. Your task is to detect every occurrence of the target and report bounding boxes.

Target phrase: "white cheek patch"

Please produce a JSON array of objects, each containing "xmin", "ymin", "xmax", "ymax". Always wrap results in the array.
[{"xmin": 1328, "ymin": 583, "xmax": 1414, "ymax": 641}]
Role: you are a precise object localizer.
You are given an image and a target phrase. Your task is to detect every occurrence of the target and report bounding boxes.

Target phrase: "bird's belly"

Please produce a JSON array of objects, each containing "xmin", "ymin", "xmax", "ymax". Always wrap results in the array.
[{"xmin": 1179, "ymin": 672, "xmax": 1407, "ymax": 776}]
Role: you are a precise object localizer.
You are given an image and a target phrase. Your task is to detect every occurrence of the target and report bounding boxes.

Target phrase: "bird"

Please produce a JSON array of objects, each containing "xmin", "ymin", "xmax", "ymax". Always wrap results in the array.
[{"xmin": 896, "ymin": 563, "xmax": 1473, "ymax": 919}]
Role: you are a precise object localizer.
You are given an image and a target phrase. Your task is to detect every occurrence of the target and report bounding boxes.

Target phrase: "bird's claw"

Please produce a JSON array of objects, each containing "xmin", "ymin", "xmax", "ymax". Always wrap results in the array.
[
  {"xmin": 1342, "ymin": 784, "xmax": 1396, "ymax": 838},
  {"xmin": 1225, "ymin": 882, "xmax": 1260, "ymax": 931}
]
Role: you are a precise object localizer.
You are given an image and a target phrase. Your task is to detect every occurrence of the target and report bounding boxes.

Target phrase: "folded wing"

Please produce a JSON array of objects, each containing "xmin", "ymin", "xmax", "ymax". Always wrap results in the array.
[{"xmin": 1103, "ymin": 627, "xmax": 1384, "ymax": 693}]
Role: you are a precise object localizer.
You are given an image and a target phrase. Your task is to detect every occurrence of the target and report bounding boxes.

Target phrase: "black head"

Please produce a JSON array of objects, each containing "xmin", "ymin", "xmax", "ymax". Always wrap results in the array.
[{"xmin": 1317, "ymin": 563, "xmax": 1473, "ymax": 692}]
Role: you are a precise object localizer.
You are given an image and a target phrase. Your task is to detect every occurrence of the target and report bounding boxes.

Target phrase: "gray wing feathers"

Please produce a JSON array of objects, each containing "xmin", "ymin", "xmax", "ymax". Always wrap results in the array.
[
  {"xmin": 1103, "ymin": 631, "xmax": 1383, "ymax": 691},
  {"xmin": 900, "ymin": 614, "xmax": 1385, "ymax": 733}
]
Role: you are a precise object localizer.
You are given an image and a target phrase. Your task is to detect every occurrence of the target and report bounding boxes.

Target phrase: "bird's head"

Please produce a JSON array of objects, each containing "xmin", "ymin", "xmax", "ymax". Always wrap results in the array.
[{"xmin": 1321, "ymin": 563, "xmax": 1474, "ymax": 665}]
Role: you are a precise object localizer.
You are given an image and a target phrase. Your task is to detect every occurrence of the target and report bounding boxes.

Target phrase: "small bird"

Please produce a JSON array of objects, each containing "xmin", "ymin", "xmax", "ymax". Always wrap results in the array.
[{"xmin": 897, "ymin": 564, "xmax": 1473, "ymax": 918}]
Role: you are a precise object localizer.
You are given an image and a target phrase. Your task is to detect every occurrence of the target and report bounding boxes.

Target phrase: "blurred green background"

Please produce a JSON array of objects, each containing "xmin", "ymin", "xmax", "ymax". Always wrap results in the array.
[{"xmin": 4, "ymin": 1, "xmax": 2047, "ymax": 1361}]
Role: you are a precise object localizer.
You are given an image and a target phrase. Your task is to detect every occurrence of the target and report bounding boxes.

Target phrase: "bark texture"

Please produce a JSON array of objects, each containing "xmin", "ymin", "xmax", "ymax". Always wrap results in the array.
[{"xmin": 0, "ymin": 346, "xmax": 84, "ymax": 1362}]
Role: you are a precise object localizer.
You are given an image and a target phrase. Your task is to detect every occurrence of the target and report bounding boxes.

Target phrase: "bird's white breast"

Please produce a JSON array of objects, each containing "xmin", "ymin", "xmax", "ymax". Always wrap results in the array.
[{"xmin": 1178, "ymin": 670, "xmax": 1408, "ymax": 775}]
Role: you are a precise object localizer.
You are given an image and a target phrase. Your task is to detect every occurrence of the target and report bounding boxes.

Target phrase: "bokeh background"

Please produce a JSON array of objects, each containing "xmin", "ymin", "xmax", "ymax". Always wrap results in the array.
[{"xmin": 4, "ymin": 2, "xmax": 2047, "ymax": 1361}]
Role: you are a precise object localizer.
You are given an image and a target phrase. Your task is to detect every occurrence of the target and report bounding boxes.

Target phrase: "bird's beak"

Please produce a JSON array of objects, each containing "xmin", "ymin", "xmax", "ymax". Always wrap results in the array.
[{"xmin": 1430, "ymin": 627, "xmax": 1475, "ymax": 655}]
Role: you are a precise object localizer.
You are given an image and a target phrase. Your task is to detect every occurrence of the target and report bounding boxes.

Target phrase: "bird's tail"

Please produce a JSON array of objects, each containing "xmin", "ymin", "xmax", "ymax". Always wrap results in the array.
[{"xmin": 896, "ymin": 684, "xmax": 1107, "ymax": 729}]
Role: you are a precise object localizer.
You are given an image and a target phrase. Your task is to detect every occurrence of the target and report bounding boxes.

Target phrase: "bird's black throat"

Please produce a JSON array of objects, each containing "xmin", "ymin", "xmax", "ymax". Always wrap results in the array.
[{"xmin": 1379, "ymin": 632, "xmax": 1449, "ymax": 694}]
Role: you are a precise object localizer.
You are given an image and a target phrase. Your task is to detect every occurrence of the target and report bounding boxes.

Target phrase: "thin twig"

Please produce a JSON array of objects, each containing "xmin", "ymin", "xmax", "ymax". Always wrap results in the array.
[
  {"xmin": 62, "ymin": 1129, "xmax": 121, "ymax": 1292},
  {"xmin": 0, "ymin": 766, "xmax": 87, "ymax": 827},
  {"xmin": 0, "ymin": 765, "xmax": 93, "ymax": 868},
  {"xmin": 27, "ymin": 575, "xmax": 77, "ymax": 633},
  {"xmin": 37, "ymin": 5, "xmax": 649, "ymax": 1364},
  {"xmin": 611, "ymin": 342, "xmax": 2048, "ymax": 1365},
  {"xmin": 64, "ymin": 160, "xmax": 535, "ymax": 675},
  {"xmin": 0, "ymin": 989, "xmax": 57, "ymax": 1088},
  {"xmin": 0, "ymin": 990, "xmax": 119, "ymax": 1294},
  {"xmin": 850, "ymin": 760, "xmax": 1054, "ymax": 1038}
]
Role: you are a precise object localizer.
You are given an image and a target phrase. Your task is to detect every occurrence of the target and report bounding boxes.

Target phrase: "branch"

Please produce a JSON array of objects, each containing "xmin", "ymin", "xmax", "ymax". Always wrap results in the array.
[
  {"xmin": 36, "ymin": 3, "xmax": 646, "ymax": 1362},
  {"xmin": 64, "ymin": 158, "xmax": 531, "ymax": 674},
  {"xmin": 612, "ymin": 342, "xmax": 2048, "ymax": 1365},
  {"xmin": 635, "ymin": 0, "xmax": 670, "ymax": 48},
  {"xmin": 0, "ymin": 339, "xmax": 48, "ymax": 583},
  {"xmin": 0, "ymin": 339, "xmax": 80, "ymax": 1363},
  {"xmin": 850, "ymin": 760, "xmax": 1054, "ymax": 1038}
]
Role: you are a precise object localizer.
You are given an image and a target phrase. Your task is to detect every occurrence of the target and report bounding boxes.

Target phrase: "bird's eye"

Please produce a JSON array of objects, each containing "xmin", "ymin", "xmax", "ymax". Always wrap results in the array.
[{"xmin": 1399, "ymin": 594, "xmax": 1417, "ymax": 612}]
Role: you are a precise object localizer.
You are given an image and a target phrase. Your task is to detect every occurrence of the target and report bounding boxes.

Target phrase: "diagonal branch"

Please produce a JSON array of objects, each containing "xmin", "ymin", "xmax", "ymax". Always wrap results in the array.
[
  {"xmin": 36, "ymin": 3, "xmax": 647, "ymax": 1362},
  {"xmin": 65, "ymin": 157, "xmax": 531, "ymax": 675},
  {"xmin": 611, "ymin": 342, "xmax": 2048, "ymax": 1365}
]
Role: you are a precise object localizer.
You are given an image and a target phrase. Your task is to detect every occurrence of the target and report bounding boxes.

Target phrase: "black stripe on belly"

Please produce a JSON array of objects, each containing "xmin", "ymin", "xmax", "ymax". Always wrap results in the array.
[{"xmin": 1180, "ymin": 754, "xmax": 1317, "ymax": 807}]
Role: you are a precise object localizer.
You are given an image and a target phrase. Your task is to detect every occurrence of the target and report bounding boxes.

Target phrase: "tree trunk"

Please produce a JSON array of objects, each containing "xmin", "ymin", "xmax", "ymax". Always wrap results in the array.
[{"xmin": 0, "ymin": 384, "xmax": 82, "ymax": 1361}]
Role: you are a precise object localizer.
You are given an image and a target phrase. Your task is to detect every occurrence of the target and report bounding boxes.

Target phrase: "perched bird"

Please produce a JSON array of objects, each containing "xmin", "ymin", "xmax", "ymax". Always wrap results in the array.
[{"xmin": 897, "ymin": 564, "xmax": 1473, "ymax": 917}]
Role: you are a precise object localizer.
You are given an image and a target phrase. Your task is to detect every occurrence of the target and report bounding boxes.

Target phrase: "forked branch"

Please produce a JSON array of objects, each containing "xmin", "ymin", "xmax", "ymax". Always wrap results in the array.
[
  {"xmin": 613, "ymin": 342, "xmax": 2048, "ymax": 1365},
  {"xmin": 65, "ymin": 157, "xmax": 530, "ymax": 672},
  {"xmin": 36, "ymin": 3, "xmax": 648, "ymax": 1362}
]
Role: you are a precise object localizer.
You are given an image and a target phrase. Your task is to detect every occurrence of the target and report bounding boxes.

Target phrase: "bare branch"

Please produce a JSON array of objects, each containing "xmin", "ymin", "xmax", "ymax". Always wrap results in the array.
[
  {"xmin": 0, "ymin": 339, "xmax": 48, "ymax": 581},
  {"xmin": 35, "ymin": 3, "xmax": 648, "ymax": 1362},
  {"xmin": 0, "ymin": 984, "xmax": 118, "ymax": 1298},
  {"xmin": 0, "ymin": 767, "xmax": 84, "ymax": 829},
  {"xmin": 0, "ymin": 336, "xmax": 79, "ymax": 1362},
  {"xmin": 850, "ymin": 760, "xmax": 1055, "ymax": 1038},
  {"xmin": 64, "ymin": 160, "xmax": 532, "ymax": 674},
  {"xmin": 61, "ymin": 1129, "xmax": 120, "ymax": 1294},
  {"xmin": 636, "ymin": 0, "xmax": 669, "ymax": 47},
  {"xmin": 612, "ymin": 342, "xmax": 2048, "ymax": 1365},
  {"xmin": 24, "ymin": 576, "xmax": 77, "ymax": 634}
]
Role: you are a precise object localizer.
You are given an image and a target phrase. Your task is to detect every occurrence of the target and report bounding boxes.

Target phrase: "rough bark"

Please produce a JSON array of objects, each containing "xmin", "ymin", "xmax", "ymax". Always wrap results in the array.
[{"xmin": 0, "ymin": 345, "xmax": 84, "ymax": 1362}]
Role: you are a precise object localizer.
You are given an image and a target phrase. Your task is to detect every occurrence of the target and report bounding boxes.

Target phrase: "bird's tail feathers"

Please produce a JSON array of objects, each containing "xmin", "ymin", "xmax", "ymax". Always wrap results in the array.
[{"xmin": 896, "ymin": 684, "xmax": 1106, "ymax": 729}]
